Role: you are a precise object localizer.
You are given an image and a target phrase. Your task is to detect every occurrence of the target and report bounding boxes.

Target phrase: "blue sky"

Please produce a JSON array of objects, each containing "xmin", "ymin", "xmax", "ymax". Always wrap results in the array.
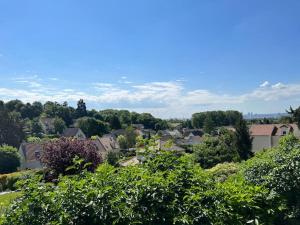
[{"xmin": 0, "ymin": 0, "xmax": 300, "ymax": 118}]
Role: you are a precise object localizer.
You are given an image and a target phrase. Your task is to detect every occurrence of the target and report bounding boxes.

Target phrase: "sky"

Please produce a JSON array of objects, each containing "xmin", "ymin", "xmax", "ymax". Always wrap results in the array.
[{"xmin": 0, "ymin": 0, "xmax": 300, "ymax": 118}]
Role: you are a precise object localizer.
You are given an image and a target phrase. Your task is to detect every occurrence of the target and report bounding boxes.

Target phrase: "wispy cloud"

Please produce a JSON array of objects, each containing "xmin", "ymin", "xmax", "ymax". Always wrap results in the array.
[
  {"xmin": 1, "ymin": 77, "xmax": 300, "ymax": 117},
  {"xmin": 260, "ymin": 81, "xmax": 269, "ymax": 87}
]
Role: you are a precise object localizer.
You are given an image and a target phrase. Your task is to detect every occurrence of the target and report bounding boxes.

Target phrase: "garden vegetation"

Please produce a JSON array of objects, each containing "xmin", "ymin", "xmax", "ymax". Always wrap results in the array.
[{"xmin": 0, "ymin": 135, "xmax": 299, "ymax": 225}]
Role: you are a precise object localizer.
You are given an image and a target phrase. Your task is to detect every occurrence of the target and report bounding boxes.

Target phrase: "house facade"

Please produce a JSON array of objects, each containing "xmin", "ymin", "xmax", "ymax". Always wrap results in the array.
[{"xmin": 250, "ymin": 124, "xmax": 299, "ymax": 152}]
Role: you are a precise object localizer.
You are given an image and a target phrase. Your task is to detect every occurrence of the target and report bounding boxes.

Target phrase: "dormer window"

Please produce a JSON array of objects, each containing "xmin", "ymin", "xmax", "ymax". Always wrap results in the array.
[{"xmin": 282, "ymin": 131, "xmax": 287, "ymax": 136}]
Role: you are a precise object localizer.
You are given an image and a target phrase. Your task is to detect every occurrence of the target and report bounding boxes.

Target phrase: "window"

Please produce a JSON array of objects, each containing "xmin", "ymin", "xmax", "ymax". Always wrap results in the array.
[
  {"xmin": 282, "ymin": 131, "xmax": 287, "ymax": 136},
  {"xmin": 34, "ymin": 151, "xmax": 41, "ymax": 159}
]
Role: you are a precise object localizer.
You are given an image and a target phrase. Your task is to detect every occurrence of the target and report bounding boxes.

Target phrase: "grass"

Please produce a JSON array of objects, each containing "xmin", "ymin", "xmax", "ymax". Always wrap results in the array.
[{"xmin": 0, "ymin": 192, "xmax": 21, "ymax": 216}]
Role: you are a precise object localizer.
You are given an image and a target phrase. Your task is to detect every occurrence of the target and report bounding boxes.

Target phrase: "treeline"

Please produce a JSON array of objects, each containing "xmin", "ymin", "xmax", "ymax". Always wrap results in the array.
[
  {"xmin": 191, "ymin": 110, "xmax": 242, "ymax": 128},
  {"xmin": 0, "ymin": 99, "xmax": 168, "ymax": 147}
]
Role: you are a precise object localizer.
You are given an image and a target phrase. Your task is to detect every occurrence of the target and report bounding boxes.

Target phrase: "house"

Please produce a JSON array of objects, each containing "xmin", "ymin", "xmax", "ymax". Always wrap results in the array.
[
  {"xmin": 62, "ymin": 128, "xmax": 86, "ymax": 139},
  {"xmin": 250, "ymin": 124, "xmax": 299, "ymax": 152},
  {"xmin": 19, "ymin": 143, "xmax": 43, "ymax": 169},
  {"xmin": 91, "ymin": 137, "xmax": 111, "ymax": 159},
  {"xmin": 40, "ymin": 117, "xmax": 55, "ymax": 134},
  {"xmin": 176, "ymin": 135, "xmax": 203, "ymax": 146},
  {"xmin": 99, "ymin": 134, "xmax": 120, "ymax": 152},
  {"xmin": 182, "ymin": 128, "xmax": 203, "ymax": 138}
]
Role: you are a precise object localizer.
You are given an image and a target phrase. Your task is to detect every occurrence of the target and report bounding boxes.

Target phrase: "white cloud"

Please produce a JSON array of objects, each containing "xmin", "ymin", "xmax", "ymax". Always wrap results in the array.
[
  {"xmin": 1, "ymin": 78, "xmax": 300, "ymax": 118},
  {"xmin": 271, "ymin": 82, "xmax": 287, "ymax": 89},
  {"xmin": 260, "ymin": 81, "xmax": 269, "ymax": 87}
]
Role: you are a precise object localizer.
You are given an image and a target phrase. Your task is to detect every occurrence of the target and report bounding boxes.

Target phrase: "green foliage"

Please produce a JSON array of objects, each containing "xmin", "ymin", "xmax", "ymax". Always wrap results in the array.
[
  {"xmin": 0, "ymin": 192, "xmax": 22, "ymax": 218},
  {"xmin": 0, "ymin": 170, "xmax": 36, "ymax": 192},
  {"xmin": 106, "ymin": 151, "xmax": 120, "ymax": 166},
  {"xmin": 75, "ymin": 99, "xmax": 87, "ymax": 118},
  {"xmin": 53, "ymin": 117, "xmax": 66, "ymax": 134},
  {"xmin": 207, "ymin": 162, "xmax": 240, "ymax": 182},
  {"xmin": 192, "ymin": 110, "xmax": 242, "ymax": 129},
  {"xmin": 1, "ymin": 152, "xmax": 276, "ymax": 225},
  {"xmin": 234, "ymin": 116, "xmax": 253, "ymax": 160},
  {"xmin": 242, "ymin": 134, "xmax": 300, "ymax": 224},
  {"xmin": 203, "ymin": 115, "xmax": 216, "ymax": 134},
  {"xmin": 287, "ymin": 106, "xmax": 300, "ymax": 128},
  {"xmin": 124, "ymin": 126, "xmax": 137, "ymax": 148},
  {"xmin": 0, "ymin": 109, "xmax": 24, "ymax": 148},
  {"xmin": 109, "ymin": 115, "xmax": 122, "ymax": 129},
  {"xmin": 28, "ymin": 118, "xmax": 43, "ymax": 137},
  {"xmin": 193, "ymin": 130, "xmax": 240, "ymax": 169},
  {"xmin": 117, "ymin": 135, "xmax": 127, "ymax": 149},
  {"xmin": 0, "ymin": 146, "xmax": 20, "ymax": 174},
  {"xmin": 76, "ymin": 117, "xmax": 109, "ymax": 137}
]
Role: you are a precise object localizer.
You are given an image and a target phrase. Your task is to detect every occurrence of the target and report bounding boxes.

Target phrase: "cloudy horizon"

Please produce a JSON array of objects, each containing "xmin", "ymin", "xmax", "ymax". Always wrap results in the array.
[{"xmin": 0, "ymin": 75, "xmax": 298, "ymax": 118}]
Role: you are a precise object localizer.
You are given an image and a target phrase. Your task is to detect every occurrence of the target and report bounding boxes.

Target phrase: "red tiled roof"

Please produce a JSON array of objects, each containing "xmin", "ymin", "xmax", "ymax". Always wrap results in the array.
[{"xmin": 249, "ymin": 124, "xmax": 277, "ymax": 136}]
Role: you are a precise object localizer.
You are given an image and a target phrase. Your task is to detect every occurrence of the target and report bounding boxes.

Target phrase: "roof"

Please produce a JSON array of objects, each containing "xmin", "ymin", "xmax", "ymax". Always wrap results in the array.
[
  {"xmin": 177, "ymin": 135, "xmax": 203, "ymax": 145},
  {"xmin": 182, "ymin": 129, "xmax": 203, "ymax": 137},
  {"xmin": 20, "ymin": 143, "xmax": 42, "ymax": 162},
  {"xmin": 99, "ymin": 135, "xmax": 119, "ymax": 151},
  {"xmin": 249, "ymin": 124, "xmax": 295, "ymax": 136},
  {"xmin": 62, "ymin": 128, "xmax": 82, "ymax": 137},
  {"xmin": 249, "ymin": 124, "xmax": 277, "ymax": 136}
]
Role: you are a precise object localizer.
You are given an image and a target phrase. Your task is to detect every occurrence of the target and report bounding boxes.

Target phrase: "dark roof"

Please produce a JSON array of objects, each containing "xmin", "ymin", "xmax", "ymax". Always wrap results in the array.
[
  {"xmin": 20, "ymin": 143, "xmax": 42, "ymax": 162},
  {"xmin": 62, "ymin": 128, "xmax": 82, "ymax": 137}
]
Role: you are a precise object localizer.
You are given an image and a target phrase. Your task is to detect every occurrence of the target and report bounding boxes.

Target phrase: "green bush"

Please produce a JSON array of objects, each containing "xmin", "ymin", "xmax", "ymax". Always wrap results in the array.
[
  {"xmin": 2, "ymin": 135, "xmax": 300, "ymax": 225},
  {"xmin": 1, "ymin": 151, "xmax": 276, "ymax": 225},
  {"xmin": 242, "ymin": 134, "xmax": 300, "ymax": 224},
  {"xmin": 0, "ymin": 146, "xmax": 20, "ymax": 174},
  {"xmin": 193, "ymin": 131, "xmax": 240, "ymax": 169},
  {"xmin": 0, "ymin": 170, "xmax": 36, "ymax": 192}
]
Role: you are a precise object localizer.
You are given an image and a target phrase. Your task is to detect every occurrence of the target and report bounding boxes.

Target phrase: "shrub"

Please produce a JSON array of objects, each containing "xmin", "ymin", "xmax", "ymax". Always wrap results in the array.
[
  {"xmin": 106, "ymin": 151, "xmax": 119, "ymax": 166},
  {"xmin": 207, "ymin": 162, "xmax": 239, "ymax": 182},
  {"xmin": 1, "ymin": 152, "xmax": 276, "ymax": 225},
  {"xmin": 242, "ymin": 134, "xmax": 300, "ymax": 224},
  {"xmin": 41, "ymin": 138, "xmax": 102, "ymax": 177},
  {"xmin": 193, "ymin": 131, "xmax": 240, "ymax": 169},
  {"xmin": 0, "ymin": 170, "xmax": 37, "ymax": 192},
  {"xmin": 0, "ymin": 146, "xmax": 20, "ymax": 174}
]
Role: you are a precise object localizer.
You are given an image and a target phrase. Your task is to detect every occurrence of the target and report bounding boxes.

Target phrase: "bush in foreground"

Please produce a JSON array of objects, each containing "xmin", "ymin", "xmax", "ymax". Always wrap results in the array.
[
  {"xmin": 2, "ymin": 135, "xmax": 300, "ymax": 225},
  {"xmin": 1, "ymin": 152, "xmax": 275, "ymax": 225}
]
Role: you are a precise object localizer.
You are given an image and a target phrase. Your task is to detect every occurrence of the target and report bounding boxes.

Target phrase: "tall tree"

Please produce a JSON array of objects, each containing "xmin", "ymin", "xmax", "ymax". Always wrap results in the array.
[
  {"xmin": 234, "ymin": 116, "xmax": 253, "ymax": 160},
  {"xmin": 30, "ymin": 118, "xmax": 43, "ymax": 137},
  {"xmin": 203, "ymin": 115, "xmax": 216, "ymax": 135},
  {"xmin": 287, "ymin": 106, "xmax": 300, "ymax": 128},
  {"xmin": 0, "ymin": 109, "xmax": 24, "ymax": 147},
  {"xmin": 76, "ymin": 117, "xmax": 109, "ymax": 137},
  {"xmin": 53, "ymin": 117, "xmax": 66, "ymax": 134},
  {"xmin": 109, "ymin": 115, "xmax": 122, "ymax": 130},
  {"xmin": 124, "ymin": 126, "xmax": 137, "ymax": 148},
  {"xmin": 75, "ymin": 99, "xmax": 87, "ymax": 118}
]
